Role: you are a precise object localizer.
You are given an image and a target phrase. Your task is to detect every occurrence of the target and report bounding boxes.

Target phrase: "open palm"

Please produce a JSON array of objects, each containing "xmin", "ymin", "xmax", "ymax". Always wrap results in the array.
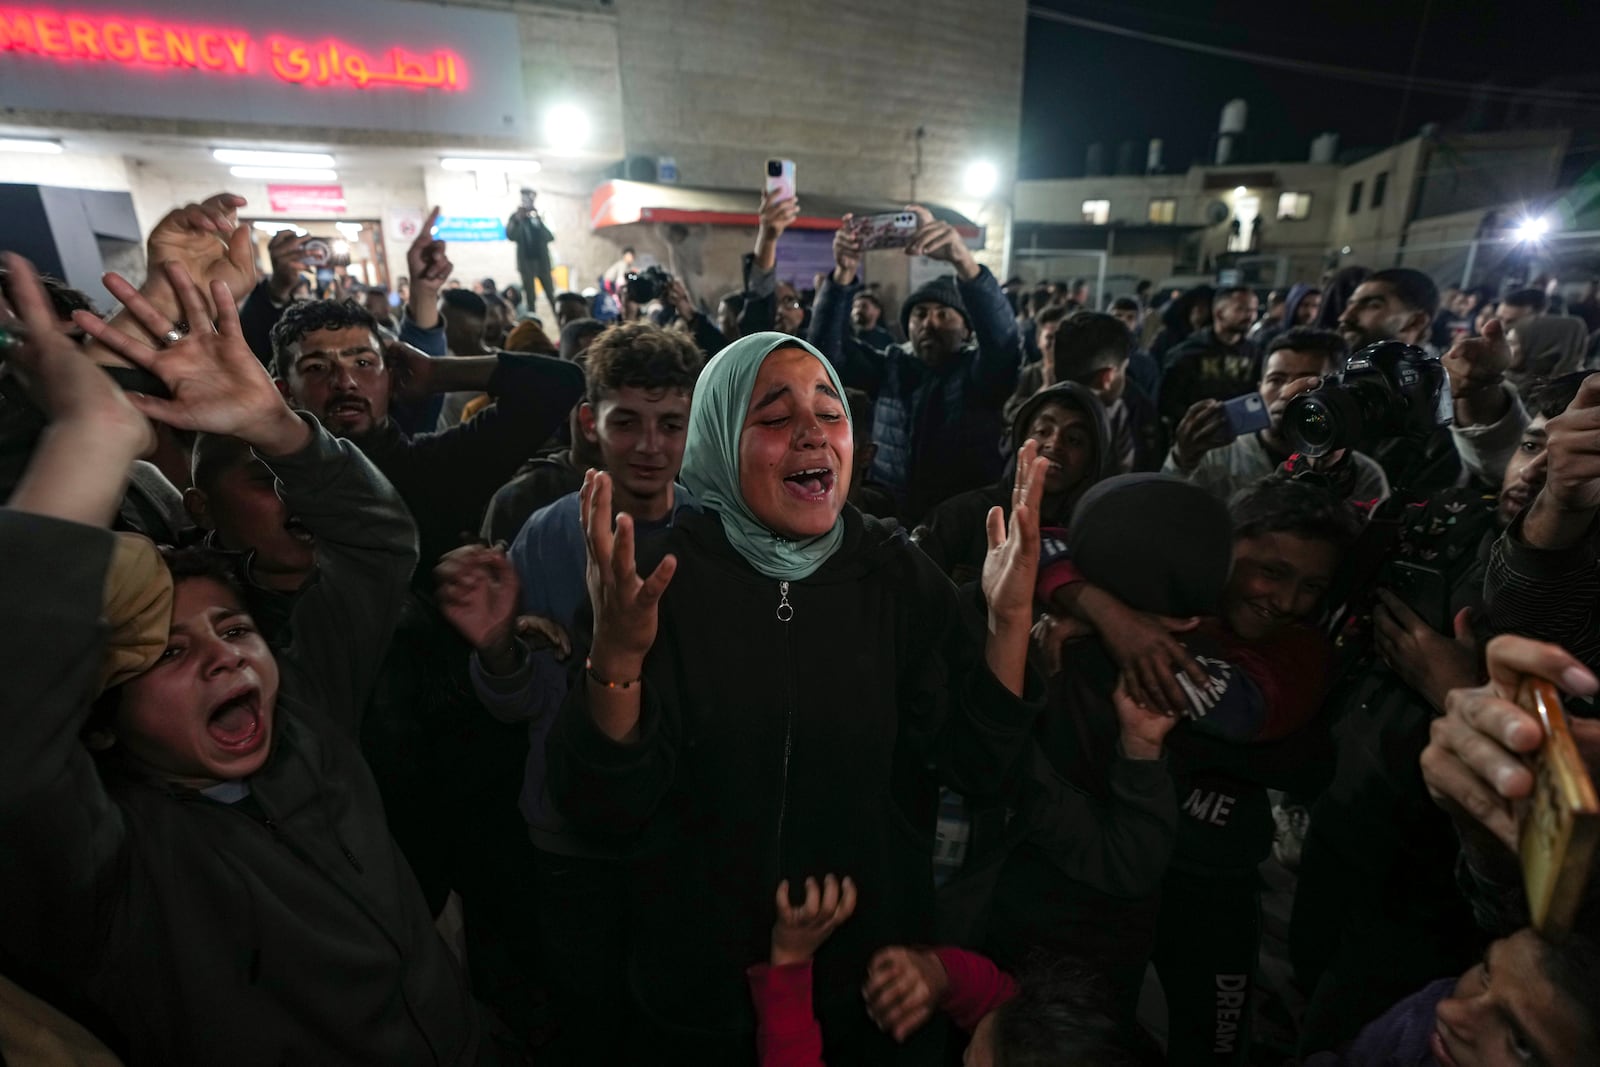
[{"xmin": 146, "ymin": 193, "xmax": 257, "ymax": 312}]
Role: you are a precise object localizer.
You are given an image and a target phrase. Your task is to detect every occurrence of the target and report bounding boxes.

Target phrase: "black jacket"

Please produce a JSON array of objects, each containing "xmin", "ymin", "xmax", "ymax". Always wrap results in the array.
[
  {"xmin": 354, "ymin": 353, "xmax": 584, "ymax": 571},
  {"xmin": 1157, "ymin": 328, "xmax": 1261, "ymax": 428},
  {"xmin": 547, "ymin": 507, "xmax": 1042, "ymax": 1050},
  {"xmin": 0, "ymin": 421, "xmax": 490, "ymax": 1065}
]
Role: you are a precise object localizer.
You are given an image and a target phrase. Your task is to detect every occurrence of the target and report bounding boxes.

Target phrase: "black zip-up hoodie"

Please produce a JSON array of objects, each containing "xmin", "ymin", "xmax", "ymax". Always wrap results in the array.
[{"xmin": 547, "ymin": 505, "xmax": 1042, "ymax": 1053}]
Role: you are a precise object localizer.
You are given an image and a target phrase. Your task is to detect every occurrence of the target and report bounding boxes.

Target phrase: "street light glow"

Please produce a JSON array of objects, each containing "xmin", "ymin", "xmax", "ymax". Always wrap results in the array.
[
  {"xmin": 1234, "ymin": 185, "xmax": 1247, "ymax": 196},
  {"xmin": 964, "ymin": 160, "xmax": 999, "ymax": 198},
  {"xmin": 1514, "ymin": 216, "xmax": 1551, "ymax": 242},
  {"xmin": 544, "ymin": 103, "xmax": 591, "ymax": 151}
]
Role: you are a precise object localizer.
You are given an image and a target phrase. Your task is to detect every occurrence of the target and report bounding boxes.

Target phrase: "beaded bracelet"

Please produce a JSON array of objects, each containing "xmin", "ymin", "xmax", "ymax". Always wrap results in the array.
[{"xmin": 586, "ymin": 657, "xmax": 641, "ymax": 690}]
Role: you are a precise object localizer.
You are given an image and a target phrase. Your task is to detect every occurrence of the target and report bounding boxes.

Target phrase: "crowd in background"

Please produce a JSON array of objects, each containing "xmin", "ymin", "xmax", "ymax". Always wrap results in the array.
[{"xmin": 2, "ymin": 173, "xmax": 1600, "ymax": 1067}]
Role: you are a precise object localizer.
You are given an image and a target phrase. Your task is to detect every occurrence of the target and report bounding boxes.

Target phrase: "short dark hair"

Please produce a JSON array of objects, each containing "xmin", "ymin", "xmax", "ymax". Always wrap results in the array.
[
  {"xmin": 556, "ymin": 291, "xmax": 588, "ymax": 307},
  {"xmin": 1053, "ymin": 311, "xmax": 1132, "ymax": 381},
  {"xmin": 1135, "ymin": 279, "xmax": 1153, "ymax": 295},
  {"xmin": 159, "ymin": 543, "xmax": 249, "ymax": 598},
  {"xmin": 0, "ymin": 268, "xmax": 100, "ymax": 321},
  {"xmin": 441, "ymin": 288, "xmax": 487, "ymax": 319},
  {"xmin": 189, "ymin": 433, "xmax": 255, "ymax": 493},
  {"xmin": 1503, "ymin": 287, "xmax": 1548, "ymax": 313},
  {"xmin": 852, "ymin": 291, "xmax": 884, "ymax": 314},
  {"xmin": 1524, "ymin": 372, "xmax": 1593, "ymax": 421},
  {"xmin": 991, "ymin": 954, "xmax": 1134, "ymax": 1067},
  {"xmin": 1069, "ymin": 277, "xmax": 1088, "ymax": 290},
  {"xmin": 270, "ymin": 299, "xmax": 382, "ymax": 378},
  {"xmin": 1230, "ymin": 478, "xmax": 1362, "ymax": 553},
  {"xmin": 1213, "ymin": 285, "xmax": 1254, "ymax": 307},
  {"xmin": 1268, "ymin": 327, "xmax": 1348, "ymax": 369},
  {"xmin": 481, "ymin": 292, "xmax": 509, "ymax": 315},
  {"xmin": 621, "ymin": 246, "xmax": 636, "ymax": 256},
  {"xmin": 1035, "ymin": 304, "xmax": 1072, "ymax": 328},
  {"xmin": 1367, "ymin": 268, "xmax": 1441, "ymax": 317},
  {"xmin": 583, "ymin": 322, "xmax": 704, "ymax": 403},
  {"xmin": 1109, "ymin": 296, "xmax": 1140, "ymax": 313}
]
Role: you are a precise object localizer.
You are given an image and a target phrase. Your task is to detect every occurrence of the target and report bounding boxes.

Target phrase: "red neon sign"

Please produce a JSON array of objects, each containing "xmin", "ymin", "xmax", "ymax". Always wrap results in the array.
[{"xmin": 0, "ymin": 8, "xmax": 466, "ymax": 90}]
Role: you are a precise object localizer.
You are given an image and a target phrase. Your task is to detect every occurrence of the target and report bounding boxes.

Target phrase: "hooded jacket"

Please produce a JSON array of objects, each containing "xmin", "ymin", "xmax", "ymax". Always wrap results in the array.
[
  {"xmin": 809, "ymin": 267, "xmax": 1023, "ymax": 522},
  {"xmin": 915, "ymin": 383, "xmax": 1112, "ymax": 586},
  {"xmin": 0, "ymin": 422, "xmax": 491, "ymax": 1066},
  {"xmin": 546, "ymin": 506, "xmax": 1042, "ymax": 1055}
]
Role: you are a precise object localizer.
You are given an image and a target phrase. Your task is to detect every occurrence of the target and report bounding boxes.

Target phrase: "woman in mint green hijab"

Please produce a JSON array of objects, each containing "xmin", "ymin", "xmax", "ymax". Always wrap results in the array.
[{"xmin": 548, "ymin": 331, "xmax": 1050, "ymax": 1061}]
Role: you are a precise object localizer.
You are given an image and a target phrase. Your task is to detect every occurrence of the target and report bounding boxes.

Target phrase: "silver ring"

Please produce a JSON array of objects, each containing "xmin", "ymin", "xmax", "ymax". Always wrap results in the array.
[{"xmin": 162, "ymin": 328, "xmax": 186, "ymax": 345}]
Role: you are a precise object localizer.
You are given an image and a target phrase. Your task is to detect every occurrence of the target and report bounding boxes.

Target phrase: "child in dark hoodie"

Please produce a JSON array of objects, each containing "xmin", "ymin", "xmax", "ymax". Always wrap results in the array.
[
  {"xmin": 0, "ymin": 258, "xmax": 501, "ymax": 1065},
  {"xmin": 914, "ymin": 382, "xmax": 1113, "ymax": 586}
]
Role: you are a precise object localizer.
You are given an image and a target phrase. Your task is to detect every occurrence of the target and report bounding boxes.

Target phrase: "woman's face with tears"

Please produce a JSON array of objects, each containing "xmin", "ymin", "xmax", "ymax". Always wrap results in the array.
[{"xmin": 738, "ymin": 347, "xmax": 852, "ymax": 541}]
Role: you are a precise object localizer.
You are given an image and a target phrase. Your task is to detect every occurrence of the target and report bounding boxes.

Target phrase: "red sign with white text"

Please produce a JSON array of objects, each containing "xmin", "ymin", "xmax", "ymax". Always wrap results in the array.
[
  {"xmin": 267, "ymin": 184, "xmax": 346, "ymax": 215},
  {"xmin": 0, "ymin": 9, "xmax": 465, "ymax": 91}
]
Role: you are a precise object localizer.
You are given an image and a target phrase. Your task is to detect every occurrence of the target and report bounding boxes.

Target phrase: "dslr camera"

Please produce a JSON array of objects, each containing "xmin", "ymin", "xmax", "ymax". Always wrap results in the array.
[
  {"xmin": 1283, "ymin": 340, "xmax": 1452, "ymax": 457},
  {"xmin": 625, "ymin": 265, "xmax": 673, "ymax": 305}
]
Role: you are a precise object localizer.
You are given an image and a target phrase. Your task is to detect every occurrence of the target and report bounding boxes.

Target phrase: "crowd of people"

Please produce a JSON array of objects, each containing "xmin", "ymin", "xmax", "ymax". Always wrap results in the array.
[{"xmin": 2, "ymin": 176, "xmax": 1600, "ymax": 1067}]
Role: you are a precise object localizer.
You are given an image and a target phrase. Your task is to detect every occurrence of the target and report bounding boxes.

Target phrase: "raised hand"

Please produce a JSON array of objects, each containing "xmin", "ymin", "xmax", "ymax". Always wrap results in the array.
[
  {"xmin": 74, "ymin": 261, "xmax": 309, "ymax": 456},
  {"xmin": 404, "ymin": 207, "xmax": 451, "ymax": 331},
  {"xmin": 903, "ymin": 204, "xmax": 979, "ymax": 281},
  {"xmin": 981, "ymin": 440, "xmax": 1049, "ymax": 624},
  {"xmin": 769, "ymin": 874, "xmax": 857, "ymax": 967},
  {"xmin": 863, "ymin": 946, "xmax": 949, "ymax": 1043},
  {"xmin": 1421, "ymin": 634, "xmax": 1600, "ymax": 852},
  {"xmin": 1442, "ymin": 317, "xmax": 1512, "ymax": 394},
  {"xmin": 832, "ymin": 213, "xmax": 863, "ymax": 285},
  {"xmin": 665, "ymin": 278, "xmax": 698, "ymax": 324},
  {"xmin": 435, "ymin": 544, "xmax": 520, "ymax": 653},
  {"xmin": 758, "ymin": 190, "xmax": 801, "ymax": 245},
  {"xmin": 1171, "ymin": 399, "xmax": 1231, "ymax": 469},
  {"xmin": 580, "ymin": 469, "xmax": 678, "ymax": 683},
  {"xmin": 145, "ymin": 193, "xmax": 256, "ymax": 313},
  {"xmin": 267, "ymin": 230, "xmax": 313, "ymax": 303},
  {"xmin": 1, "ymin": 253, "xmax": 152, "ymax": 523},
  {"xmin": 516, "ymin": 614, "xmax": 572, "ymax": 661}
]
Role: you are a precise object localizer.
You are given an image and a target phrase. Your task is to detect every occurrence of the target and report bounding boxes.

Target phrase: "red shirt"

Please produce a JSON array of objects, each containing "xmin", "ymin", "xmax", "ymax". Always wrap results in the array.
[{"xmin": 745, "ymin": 947, "xmax": 1018, "ymax": 1066}]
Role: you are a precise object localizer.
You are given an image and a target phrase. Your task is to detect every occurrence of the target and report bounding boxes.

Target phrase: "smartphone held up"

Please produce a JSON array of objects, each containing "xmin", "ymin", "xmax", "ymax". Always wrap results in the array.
[
  {"xmin": 1517, "ymin": 678, "xmax": 1600, "ymax": 940},
  {"xmin": 764, "ymin": 159, "xmax": 795, "ymax": 203}
]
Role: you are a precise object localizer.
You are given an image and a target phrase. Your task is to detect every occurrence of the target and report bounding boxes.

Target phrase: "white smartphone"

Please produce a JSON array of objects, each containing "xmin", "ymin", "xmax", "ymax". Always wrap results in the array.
[{"xmin": 764, "ymin": 158, "xmax": 796, "ymax": 203}]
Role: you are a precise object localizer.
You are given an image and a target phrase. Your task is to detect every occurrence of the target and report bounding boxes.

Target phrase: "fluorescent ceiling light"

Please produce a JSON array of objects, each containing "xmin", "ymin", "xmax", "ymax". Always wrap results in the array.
[
  {"xmin": 963, "ymin": 160, "xmax": 999, "ymax": 198},
  {"xmin": 229, "ymin": 166, "xmax": 338, "ymax": 181},
  {"xmin": 335, "ymin": 221, "xmax": 364, "ymax": 238},
  {"xmin": 252, "ymin": 221, "xmax": 308, "ymax": 236},
  {"xmin": 0, "ymin": 137, "xmax": 63, "ymax": 154},
  {"xmin": 213, "ymin": 148, "xmax": 335, "ymax": 168},
  {"xmin": 439, "ymin": 157, "xmax": 541, "ymax": 172}
]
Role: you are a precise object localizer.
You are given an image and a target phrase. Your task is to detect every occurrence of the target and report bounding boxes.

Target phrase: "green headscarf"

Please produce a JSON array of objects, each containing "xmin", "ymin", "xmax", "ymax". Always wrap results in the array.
[{"xmin": 680, "ymin": 332, "xmax": 851, "ymax": 581}]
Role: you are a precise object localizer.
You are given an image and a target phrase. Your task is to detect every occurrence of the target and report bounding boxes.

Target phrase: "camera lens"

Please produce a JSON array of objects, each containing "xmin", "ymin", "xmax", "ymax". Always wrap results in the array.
[
  {"xmin": 767, "ymin": 160, "xmax": 783, "ymax": 177},
  {"xmin": 1284, "ymin": 387, "xmax": 1363, "ymax": 457}
]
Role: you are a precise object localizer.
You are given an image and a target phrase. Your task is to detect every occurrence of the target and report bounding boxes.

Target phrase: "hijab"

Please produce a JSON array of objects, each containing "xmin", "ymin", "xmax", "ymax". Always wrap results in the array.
[{"xmin": 680, "ymin": 332, "xmax": 850, "ymax": 581}]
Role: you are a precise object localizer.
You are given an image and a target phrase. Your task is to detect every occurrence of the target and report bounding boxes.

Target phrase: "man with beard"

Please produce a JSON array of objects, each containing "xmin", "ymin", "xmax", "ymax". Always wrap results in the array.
[
  {"xmin": 1337, "ymin": 268, "xmax": 1526, "ymax": 492},
  {"xmin": 810, "ymin": 204, "xmax": 1023, "ymax": 521},
  {"xmin": 271, "ymin": 300, "xmax": 582, "ymax": 574}
]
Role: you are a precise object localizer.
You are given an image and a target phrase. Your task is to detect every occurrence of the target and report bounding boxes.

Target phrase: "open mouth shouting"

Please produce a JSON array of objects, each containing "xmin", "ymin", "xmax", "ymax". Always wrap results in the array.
[
  {"xmin": 283, "ymin": 515, "xmax": 314, "ymax": 544},
  {"xmin": 782, "ymin": 466, "xmax": 836, "ymax": 502},
  {"xmin": 325, "ymin": 396, "xmax": 370, "ymax": 425},
  {"xmin": 206, "ymin": 685, "xmax": 268, "ymax": 758}
]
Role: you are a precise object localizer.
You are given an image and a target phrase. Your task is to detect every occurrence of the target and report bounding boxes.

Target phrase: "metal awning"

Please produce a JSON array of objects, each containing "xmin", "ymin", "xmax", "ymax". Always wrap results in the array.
[{"xmin": 589, "ymin": 179, "xmax": 985, "ymax": 245}]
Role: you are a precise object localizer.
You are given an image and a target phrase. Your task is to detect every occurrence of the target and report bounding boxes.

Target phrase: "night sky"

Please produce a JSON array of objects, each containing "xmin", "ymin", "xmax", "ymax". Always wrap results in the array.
[{"xmin": 1019, "ymin": 0, "xmax": 1599, "ymax": 179}]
